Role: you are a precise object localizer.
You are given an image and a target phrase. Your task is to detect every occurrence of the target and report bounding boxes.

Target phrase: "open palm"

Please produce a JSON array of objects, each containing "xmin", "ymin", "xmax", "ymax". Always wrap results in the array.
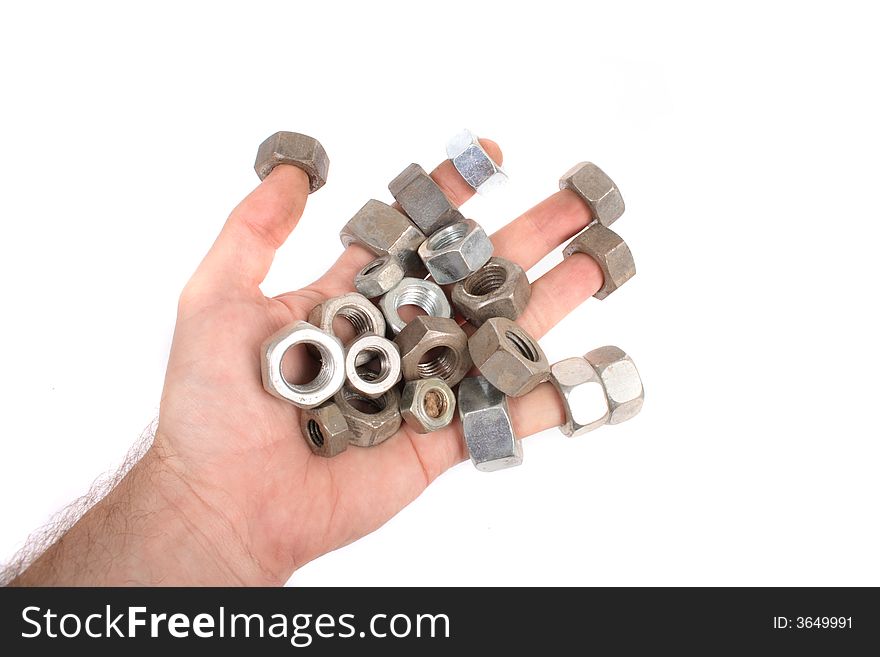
[{"xmin": 153, "ymin": 139, "xmax": 603, "ymax": 584}]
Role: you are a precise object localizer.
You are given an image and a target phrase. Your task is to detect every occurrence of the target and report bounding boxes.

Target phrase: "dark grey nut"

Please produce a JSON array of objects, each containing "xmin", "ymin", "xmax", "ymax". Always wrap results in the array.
[
  {"xmin": 300, "ymin": 403, "xmax": 351, "ymax": 457},
  {"xmin": 458, "ymin": 376, "xmax": 522, "ymax": 472},
  {"xmin": 562, "ymin": 224, "xmax": 635, "ymax": 300},
  {"xmin": 339, "ymin": 199, "xmax": 426, "ymax": 276},
  {"xmin": 334, "ymin": 385, "xmax": 401, "ymax": 447},
  {"xmin": 254, "ymin": 131, "xmax": 329, "ymax": 193},
  {"xmin": 559, "ymin": 162, "xmax": 624, "ymax": 227},
  {"xmin": 446, "ymin": 129, "xmax": 508, "ymax": 195},
  {"xmin": 354, "ymin": 256, "xmax": 405, "ymax": 299},
  {"xmin": 394, "ymin": 315, "xmax": 472, "ymax": 387},
  {"xmin": 584, "ymin": 346, "xmax": 644, "ymax": 425},
  {"xmin": 417, "ymin": 218, "xmax": 493, "ymax": 284},
  {"xmin": 549, "ymin": 357, "xmax": 610, "ymax": 437},
  {"xmin": 400, "ymin": 378, "xmax": 456, "ymax": 434},
  {"xmin": 468, "ymin": 317, "xmax": 549, "ymax": 397},
  {"xmin": 452, "ymin": 257, "xmax": 531, "ymax": 327},
  {"xmin": 389, "ymin": 163, "xmax": 464, "ymax": 235}
]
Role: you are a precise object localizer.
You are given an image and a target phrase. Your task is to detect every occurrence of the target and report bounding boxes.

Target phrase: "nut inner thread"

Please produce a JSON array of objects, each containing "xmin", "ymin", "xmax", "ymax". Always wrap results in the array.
[
  {"xmin": 397, "ymin": 286, "xmax": 445, "ymax": 316},
  {"xmin": 428, "ymin": 222, "xmax": 469, "ymax": 250},
  {"xmin": 307, "ymin": 419, "xmax": 325, "ymax": 447},
  {"xmin": 464, "ymin": 264, "xmax": 508, "ymax": 296},
  {"xmin": 505, "ymin": 330, "xmax": 539, "ymax": 362},
  {"xmin": 355, "ymin": 348, "xmax": 391, "ymax": 384},
  {"xmin": 343, "ymin": 387, "xmax": 387, "ymax": 414},
  {"xmin": 282, "ymin": 342, "xmax": 335, "ymax": 393},
  {"xmin": 422, "ymin": 389, "xmax": 448, "ymax": 419},
  {"xmin": 338, "ymin": 305, "xmax": 375, "ymax": 335},
  {"xmin": 417, "ymin": 347, "xmax": 459, "ymax": 380}
]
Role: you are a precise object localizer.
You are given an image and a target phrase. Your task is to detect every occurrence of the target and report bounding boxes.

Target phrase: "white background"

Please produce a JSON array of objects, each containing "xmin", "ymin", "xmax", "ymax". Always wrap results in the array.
[{"xmin": 1, "ymin": 1, "xmax": 878, "ymax": 586}]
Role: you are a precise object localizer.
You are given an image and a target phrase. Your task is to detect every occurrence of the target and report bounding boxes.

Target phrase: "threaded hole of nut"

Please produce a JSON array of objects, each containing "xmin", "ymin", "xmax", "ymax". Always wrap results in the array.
[
  {"xmin": 464, "ymin": 264, "xmax": 508, "ymax": 296},
  {"xmin": 343, "ymin": 388, "xmax": 387, "ymax": 414},
  {"xmin": 417, "ymin": 347, "xmax": 458, "ymax": 380},
  {"xmin": 355, "ymin": 348, "xmax": 391, "ymax": 384},
  {"xmin": 422, "ymin": 388, "xmax": 448, "ymax": 419},
  {"xmin": 282, "ymin": 342, "xmax": 334, "ymax": 392},
  {"xmin": 338, "ymin": 305, "xmax": 374, "ymax": 335},
  {"xmin": 428, "ymin": 222, "xmax": 469, "ymax": 250},
  {"xmin": 360, "ymin": 257, "xmax": 387, "ymax": 277},
  {"xmin": 505, "ymin": 329, "xmax": 539, "ymax": 362},
  {"xmin": 397, "ymin": 286, "xmax": 443, "ymax": 316},
  {"xmin": 307, "ymin": 419, "xmax": 325, "ymax": 447}
]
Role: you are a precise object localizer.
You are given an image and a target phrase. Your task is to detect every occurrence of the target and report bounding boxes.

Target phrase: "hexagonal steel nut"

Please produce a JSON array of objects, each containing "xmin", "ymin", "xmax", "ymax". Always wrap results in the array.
[
  {"xmin": 389, "ymin": 163, "xmax": 464, "ymax": 235},
  {"xmin": 452, "ymin": 257, "xmax": 531, "ymax": 327},
  {"xmin": 254, "ymin": 131, "xmax": 329, "ymax": 193},
  {"xmin": 584, "ymin": 346, "xmax": 644, "ymax": 425},
  {"xmin": 468, "ymin": 317, "xmax": 549, "ymax": 397},
  {"xmin": 458, "ymin": 376, "xmax": 522, "ymax": 472},
  {"xmin": 334, "ymin": 385, "xmax": 402, "ymax": 447},
  {"xmin": 300, "ymin": 403, "xmax": 351, "ymax": 457},
  {"xmin": 400, "ymin": 378, "xmax": 456, "ymax": 434},
  {"xmin": 559, "ymin": 162, "xmax": 624, "ymax": 227},
  {"xmin": 417, "ymin": 218, "xmax": 494, "ymax": 284},
  {"xmin": 378, "ymin": 277, "xmax": 452, "ymax": 335},
  {"xmin": 446, "ymin": 129, "xmax": 508, "ymax": 195},
  {"xmin": 563, "ymin": 224, "xmax": 635, "ymax": 300},
  {"xmin": 394, "ymin": 315, "xmax": 472, "ymax": 387},
  {"xmin": 549, "ymin": 357, "xmax": 610, "ymax": 437},
  {"xmin": 339, "ymin": 199, "xmax": 426, "ymax": 276},
  {"xmin": 354, "ymin": 256, "xmax": 405, "ymax": 299},
  {"xmin": 261, "ymin": 321, "xmax": 346, "ymax": 409},
  {"xmin": 307, "ymin": 292, "xmax": 386, "ymax": 349}
]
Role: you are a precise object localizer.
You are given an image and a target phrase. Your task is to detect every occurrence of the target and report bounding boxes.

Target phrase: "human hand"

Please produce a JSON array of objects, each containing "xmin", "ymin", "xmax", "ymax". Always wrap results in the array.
[{"xmin": 13, "ymin": 138, "xmax": 604, "ymax": 586}]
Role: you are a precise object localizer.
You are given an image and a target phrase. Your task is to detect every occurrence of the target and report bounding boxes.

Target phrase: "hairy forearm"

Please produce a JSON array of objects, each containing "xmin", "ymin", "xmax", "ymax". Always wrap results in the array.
[{"xmin": 9, "ymin": 447, "xmax": 274, "ymax": 586}]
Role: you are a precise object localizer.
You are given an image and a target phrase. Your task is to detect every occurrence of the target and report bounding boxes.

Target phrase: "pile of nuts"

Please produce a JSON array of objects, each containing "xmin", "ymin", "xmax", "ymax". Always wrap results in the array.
[{"xmin": 257, "ymin": 130, "xmax": 643, "ymax": 472}]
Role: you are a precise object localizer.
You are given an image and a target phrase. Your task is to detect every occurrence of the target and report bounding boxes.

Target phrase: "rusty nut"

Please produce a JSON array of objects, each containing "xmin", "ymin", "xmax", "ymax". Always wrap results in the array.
[
  {"xmin": 559, "ymin": 162, "xmax": 624, "ymax": 227},
  {"xmin": 394, "ymin": 315, "xmax": 472, "ymax": 387},
  {"xmin": 468, "ymin": 317, "xmax": 549, "ymax": 397},
  {"xmin": 340, "ymin": 199, "xmax": 426, "ymax": 276},
  {"xmin": 417, "ymin": 218, "xmax": 493, "ymax": 284},
  {"xmin": 389, "ymin": 163, "xmax": 464, "ymax": 235},
  {"xmin": 584, "ymin": 346, "xmax": 644, "ymax": 425},
  {"xmin": 334, "ymin": 385, "xmax": 402, "ymax": 447},
  {"xmin": 562, "ymin": 224, "xmax": 635, "ymax": 300},
  {"xmin": 300, "ymin": 403, "xmax": 351, "ymax": 457},
  {"xmin": 254, "ymin": 131, "xmax": 329, "ymax": 193},
  {"xmin": 451, "ymin": 256, "xmax": 531, "ymax": 327},
  {"xmin": 400, "ymin": 378, "xmax": 456, "ymax": 433}
]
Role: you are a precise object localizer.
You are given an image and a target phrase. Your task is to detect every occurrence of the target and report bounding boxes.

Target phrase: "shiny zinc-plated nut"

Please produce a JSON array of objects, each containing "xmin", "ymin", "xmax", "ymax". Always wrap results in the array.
[
  {"xmin": 300, "ymin": 403, "xmax": 351, "ymax": 457},
  {"xmin": 261, "ymin": 321, "xmax": 346, "ymax": 409},
  {"xmin": 458, "ymin": 376, "xmax": 522, "ymax": 472},
  {"xmin": 417, "ymin": 219, "xmax": 493, "ymax": 284},
  {"xmin": 334, "ymin": 385, "xmax": 401, "ymax": 447},
  {"xmin": 584, "ymin": 346, "xmax": 644, "ymax": 425},
  {"xmin": 452, "ymin": 257, "xmax": 531, "ymax": 327},
  {"xmin": 468, "ymin": 317, "xmax": 549, "ymax": 397},
  {"xmin": 394, "ymin": 315, "xmax": 472, "ymax": 387},
  {"xmin": 344, "ymin": 334, "xmax": 401, "ymax": 398},
  {"xmin": 378, "ymin": 277, "xmax": 452, "ymax": 335},
  {"xmin": 563, "ymin": 224, "xmax": 635, "ymax": 300},
  {"xmin": 339, "ymin": 199, "xmax": 426, "ymax": 275},
  {"xmin": 559, "ymin": 162, "xmax": 625, "ymax": 228},
  {"xmin": 549, "ymin": 357, "xmax": 610, "ymax": 437},
  {"xmin": 400, "ymin": 378, "xmax": 456, "ymax": 434},
  {"xmin": 254, "ymin": 131, "xmax": 329, "ymax": 193},
  {"xmin": 308, "ymin": 292, "xmax": 386, "ymax": 354},
  {"xmin": 389, "ymin": 163, "xmax": 464, "ymax": 234},
  {"xmin": 354, "ymin": 256, "xmax": 405, "ymax": 299},
  {"xmin": 446, "ymin": 129, "xmax": 507, "ymax": 195}
]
